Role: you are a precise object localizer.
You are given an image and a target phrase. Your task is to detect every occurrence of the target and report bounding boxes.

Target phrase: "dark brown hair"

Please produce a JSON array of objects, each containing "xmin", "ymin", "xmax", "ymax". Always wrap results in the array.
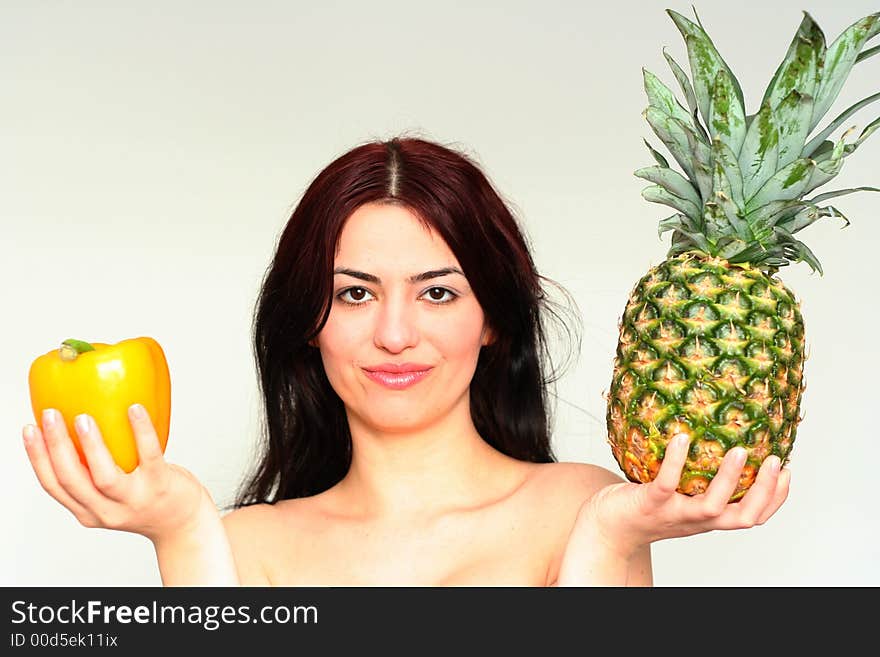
[{"xmin": 232, "ymin": 134, "xmax": 581, "ymax": 507}]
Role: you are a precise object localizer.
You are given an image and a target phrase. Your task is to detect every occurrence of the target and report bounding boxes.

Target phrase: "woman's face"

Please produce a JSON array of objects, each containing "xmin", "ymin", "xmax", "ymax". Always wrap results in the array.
[{"xmin": 314, "ymin": 201, "xmax": 493, "ymax": 434}]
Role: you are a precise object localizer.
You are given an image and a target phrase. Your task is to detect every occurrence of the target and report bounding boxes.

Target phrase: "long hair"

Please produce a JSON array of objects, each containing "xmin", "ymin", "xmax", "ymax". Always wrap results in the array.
[{"xmin": 233, "ymin": 134, "xmax": 581, "ymax": 507}]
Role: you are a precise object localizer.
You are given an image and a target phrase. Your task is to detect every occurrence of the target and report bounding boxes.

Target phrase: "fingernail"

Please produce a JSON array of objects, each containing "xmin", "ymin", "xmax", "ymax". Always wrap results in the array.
[
  {"xmin": 42, "ymin": 409, "xmax": 56, "ymax": 427},
  {"xmin": 129, "ymin": 403, "xmax": 145, "ymax": 419},
  {"xmin": 675, "ymin": 433, "xmax": 690, "ymax": 446},
  {"xmin": 733, "ymin": 447, "xmax": 748, "ymax": 463},
  {"xmin": 768, "ymin": 455, "xmax": 781, "ymax": 472},
  {"xmin": 22, "ymin": 425, "xmax": 35, "ymax": 445},
  {"xmin": 75, "ymin": 414, "xmax": 90, "ymax": 435}
]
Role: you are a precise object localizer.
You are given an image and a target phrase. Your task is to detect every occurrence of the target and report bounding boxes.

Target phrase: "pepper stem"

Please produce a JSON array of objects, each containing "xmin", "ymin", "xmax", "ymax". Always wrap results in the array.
[{"xmin": 60, "ymin": 338, "xmax": 96, "ymax": 362}]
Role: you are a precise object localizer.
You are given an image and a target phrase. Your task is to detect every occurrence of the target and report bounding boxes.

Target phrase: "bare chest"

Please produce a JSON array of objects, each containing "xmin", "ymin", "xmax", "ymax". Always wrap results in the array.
[{"xmin": 264, "ymin": 504, "xmax": 565, "ymax": 587}]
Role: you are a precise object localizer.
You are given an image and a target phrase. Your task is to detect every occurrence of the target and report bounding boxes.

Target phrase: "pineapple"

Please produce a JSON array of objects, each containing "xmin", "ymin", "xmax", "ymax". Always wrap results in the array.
[{"xmin": 606, "ymin": 8, "xmax": 880, "ymax": 500}]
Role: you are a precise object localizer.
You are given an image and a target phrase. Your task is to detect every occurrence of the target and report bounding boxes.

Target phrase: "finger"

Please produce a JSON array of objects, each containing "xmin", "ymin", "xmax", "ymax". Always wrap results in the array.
[
  {"xmin": 652, "ymin": 433, "xmax": 691, "ymax": 496},
  {"xmin": 733, "ymin": 455, "xmax": 781, "ymax": 524},
  {"xmin": 40, "ymin": 408, "xmax": 112, "ymax": 511},
  {"xmin": 22, "ymin": 422, "xmax": 99, "ymax": 525},
  {"xmin": 755, "ymin": 466, "xmax": 791, "ymax": 525},
  {"xmin": 701, "ymin": 446, "xmax": 748, "ymax": 512},
  {"xmin": 128, "ymin": 404, "xmax": 166, "ymax": 474},
  {"xmin": 74, "ymin": 413, "xmax": 130, "ymax": 501}
]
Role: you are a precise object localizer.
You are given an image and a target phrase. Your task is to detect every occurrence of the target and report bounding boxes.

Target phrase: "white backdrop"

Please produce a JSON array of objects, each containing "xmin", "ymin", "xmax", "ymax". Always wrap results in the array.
[{"xmin": 3, "ymin": 0, "xmax": 878, "ymax": 586}]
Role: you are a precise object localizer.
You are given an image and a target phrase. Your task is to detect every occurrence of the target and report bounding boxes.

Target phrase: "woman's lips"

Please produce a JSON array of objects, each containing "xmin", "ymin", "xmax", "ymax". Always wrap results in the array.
[{"xmin": 363, "ymin": 368, "xmax": 432, "ymax": 390}]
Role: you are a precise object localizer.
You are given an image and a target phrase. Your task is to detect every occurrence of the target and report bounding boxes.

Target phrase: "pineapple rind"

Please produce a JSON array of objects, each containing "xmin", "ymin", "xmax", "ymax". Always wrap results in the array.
[{"xmin": 607, "ymin": 252, "xmax": 805, "ymax": 499}]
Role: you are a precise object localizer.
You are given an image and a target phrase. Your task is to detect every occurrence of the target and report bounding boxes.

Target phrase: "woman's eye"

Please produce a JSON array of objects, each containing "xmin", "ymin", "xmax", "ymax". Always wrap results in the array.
[
  {"xmin": 337, "ymin": 287, "xmax": 373, "ymax": 305},
  {"xmin": 424, "ymin": 287, "xmax": 456, "ymax": 303},
  {"xmin": 336, "ymin": 287, "xmax": 457, "ymax": 306}
]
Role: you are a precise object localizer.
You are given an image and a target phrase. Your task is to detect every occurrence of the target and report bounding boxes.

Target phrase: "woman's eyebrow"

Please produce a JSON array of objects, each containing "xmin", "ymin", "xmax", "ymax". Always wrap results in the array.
[{"xmin": 333, "ymin": 267, "xmax": 465, "ymax": 284}]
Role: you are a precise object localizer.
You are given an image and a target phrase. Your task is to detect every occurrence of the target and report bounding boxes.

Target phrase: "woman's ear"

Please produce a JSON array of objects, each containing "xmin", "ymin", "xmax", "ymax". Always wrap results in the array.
[{"xmin": 481, "ymin": 326, "xmax": 496, "ymax": 347}]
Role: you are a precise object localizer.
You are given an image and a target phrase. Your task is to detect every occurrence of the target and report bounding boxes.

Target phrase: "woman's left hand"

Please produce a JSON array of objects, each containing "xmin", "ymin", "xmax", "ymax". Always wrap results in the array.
[{"xmin": 557, "ymin": 433, "xmax": 791, "ymax": 585}]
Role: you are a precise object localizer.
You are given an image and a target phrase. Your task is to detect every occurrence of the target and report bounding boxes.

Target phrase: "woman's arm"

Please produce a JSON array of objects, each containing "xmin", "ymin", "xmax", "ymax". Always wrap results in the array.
[
  {"xmin": 557, "ymin": 503, "xmax": 653, "ymax": 586},
  {"xmin": 220, "ymin": 506, "xmax": 273, "ymax": 586},
  {"xmin": 152, "ymin": 491, "xmax": 240, "ymax": 586}
]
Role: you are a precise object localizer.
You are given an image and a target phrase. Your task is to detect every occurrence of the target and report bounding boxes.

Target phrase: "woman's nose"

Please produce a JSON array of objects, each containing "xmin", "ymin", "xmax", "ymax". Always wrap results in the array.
[{"xmin": 373, "ymin": 296, "xmax": 419, "ymax": 353}]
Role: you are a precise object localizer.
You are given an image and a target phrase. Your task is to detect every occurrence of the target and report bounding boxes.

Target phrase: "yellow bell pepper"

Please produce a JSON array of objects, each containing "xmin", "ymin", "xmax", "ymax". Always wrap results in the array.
[{"xmin": 28, "ymin": 337, "xmax": 171, "ymax": 473}]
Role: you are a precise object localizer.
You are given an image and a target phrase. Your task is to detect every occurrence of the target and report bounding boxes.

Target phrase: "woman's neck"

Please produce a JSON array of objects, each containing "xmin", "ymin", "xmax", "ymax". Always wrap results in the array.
[{"xmin": 330, "ymin": 403, "xmax": 528, "ymax": 522}]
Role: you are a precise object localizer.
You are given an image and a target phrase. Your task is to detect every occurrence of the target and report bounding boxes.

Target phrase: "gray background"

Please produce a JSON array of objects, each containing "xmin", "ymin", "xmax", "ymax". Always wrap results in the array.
[{"xmin": 3, "ymin": 0, "xmax": 878, "ymax": 586}]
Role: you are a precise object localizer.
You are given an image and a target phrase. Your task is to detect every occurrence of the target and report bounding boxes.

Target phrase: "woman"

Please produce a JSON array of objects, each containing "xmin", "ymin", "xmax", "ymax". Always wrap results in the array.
[{"xmin": 21, "ymin": 135, "xmax": 789, "ymax": 586}]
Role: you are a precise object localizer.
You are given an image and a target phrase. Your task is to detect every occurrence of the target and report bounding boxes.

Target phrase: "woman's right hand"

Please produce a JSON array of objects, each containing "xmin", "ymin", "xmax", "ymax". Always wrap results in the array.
[{"xmin": 22, "ymin": 404, "xmax": 212, "ymax": 545}]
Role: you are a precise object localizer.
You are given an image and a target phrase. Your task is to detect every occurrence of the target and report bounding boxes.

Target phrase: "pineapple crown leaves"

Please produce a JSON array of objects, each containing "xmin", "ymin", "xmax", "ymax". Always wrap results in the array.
[{"xmin": 638, "ymin": 6, "xmax": 880, "ymax": 274}]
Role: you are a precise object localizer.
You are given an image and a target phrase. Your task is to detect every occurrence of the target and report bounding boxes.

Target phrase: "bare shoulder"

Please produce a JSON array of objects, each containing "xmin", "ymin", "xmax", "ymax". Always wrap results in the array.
[
  {"xmin": 518, "ymin": 462, "xmax": 629, "ymax": 586},
  {"xmin": 222, "ymin": 495, "xmax": 334, "ymax": 585},
  {"xmin": 221, "ymin": 501, "xmax": 278, "ymax": 533},
  {"xmin": 221, "ymin": 503, "xmax": 281, "ymax": 586},
  {"xmin": 526, "ymin": 461, "xmax": 625, "ymax": 504}
]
